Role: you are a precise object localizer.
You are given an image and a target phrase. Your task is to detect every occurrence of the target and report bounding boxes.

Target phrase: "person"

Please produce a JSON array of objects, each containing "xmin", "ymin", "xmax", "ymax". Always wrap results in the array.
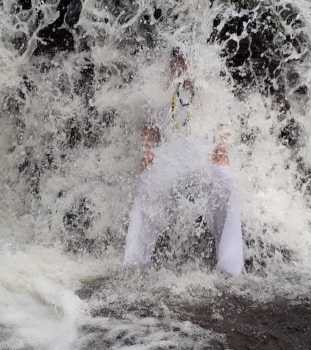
[{"xmin": 124, "ymin": 48, "xmax": 244, "ymax": 275}]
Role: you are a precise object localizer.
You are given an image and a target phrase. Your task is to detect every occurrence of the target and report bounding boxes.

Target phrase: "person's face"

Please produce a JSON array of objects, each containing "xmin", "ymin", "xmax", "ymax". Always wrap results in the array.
[{"xmin": 170, "ymin": 54, "xmax": 188, "ymax": 77}]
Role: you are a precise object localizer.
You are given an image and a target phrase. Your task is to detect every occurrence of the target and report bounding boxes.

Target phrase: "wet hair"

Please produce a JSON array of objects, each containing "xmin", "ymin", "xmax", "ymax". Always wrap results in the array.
[{"xmin": 170, "ymin": 47, "xmax": 188, "ymax": 76}]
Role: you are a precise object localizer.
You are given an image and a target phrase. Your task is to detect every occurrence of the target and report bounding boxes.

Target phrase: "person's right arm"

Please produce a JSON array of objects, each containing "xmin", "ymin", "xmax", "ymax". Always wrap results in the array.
[
  {"xmin": 141, "ymin": 125, "xmax": 157, "ymax": 172},
  {"xmin": 212, "ymin": 125, "xmax": 230, "ymax": 165}
]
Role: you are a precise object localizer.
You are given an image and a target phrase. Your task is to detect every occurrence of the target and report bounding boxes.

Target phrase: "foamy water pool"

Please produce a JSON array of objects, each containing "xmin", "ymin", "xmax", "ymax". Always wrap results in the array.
[{"xmin": 1, "ymin": 0, "xmax": 311, "ymax": 348}]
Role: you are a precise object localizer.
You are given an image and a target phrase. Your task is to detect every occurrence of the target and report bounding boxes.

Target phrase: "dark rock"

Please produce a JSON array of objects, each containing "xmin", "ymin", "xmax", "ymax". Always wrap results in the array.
[
  {"xmin": 117, "ymin": 37, "xmax": 142, "ymax": 56},
  {"xmin": 74, "ymin": 61, "xmax": 95, "ymax": 97},
  {"xmin": 221, "ymin": 14, "xmax": 249, "ymax": 39},
  {"xmin": 229, "ymin": 0, "xmax": 250, "ymax": 12},
  {"xmin": 227, "ymin": 37, "xmax": 250, "ymax": 67},
  {"xmin": 22, "ymin": 75, "xmax": 37, "ymax": 93},
  {"xmin": 83, "ymin": 108, "xmax": 117, "ymax": 147},
  {"xmin": 98, "ymin": 65, "xmax": 112, "ymax": 84},
  {"xmin": 30, "ymin": 0, "xmax": 81, "ymax": 44},
  {"xmin": 277, "ymin": 3, "xmax": 299, "ymax": 23},
  {"xmin": 33, "ymin": 9, "xmax": 44, "ymax": 31},
  {"xmin": 4, "ymin": 92, "xmax": 25, "ymax": 117},
  {"xmin": 294, "ymin": 84, "xmax": 308, "ymax": 96},
  {"xmin": 54, "ymin": 73, "xmax": 71, "ymax": 95},
  {"xmin": 62, "ymin": 198, "xmax": 108, "ymax": 255},
  {"xmin": 65, "ymin": 0, "xmax": 83, "ymax": 28},
  {"xmin": 226, "ymin": 39, "xmax": 237, "ymax": 54},
  {"xmin": 76, "ymin": 277, "xmax": 311, "ymax": 349},
  {"xmin": 272, "ymin": 93, "xmax": 290, "ymax": 116},
  {"xmin": 279, "ymin": 119, "xmax": 302, "ymax": 148},
  {"xmin": 12, "ymin": 31, "xmax": 28, "ymax": 53},
  {"xmin": 18, "ymin": 157, "xmax": 30, "ymax": 173},
  {"xmin": 295, "ymin": 159, "xmax": 311, "ymax": 197},
  {"xmin": 208, "ymin": 2, "xmax": 310, "ymax": 105},
  {"xmin": 18, "ymin": 0, "xmax": 32, "ymax": 10},
  {"xmin": 42, "ymin": 151, "xmax": 54, "ymax": 170},
  {"xmin": 78, "ymin": 36, "xmax": 93, "ymax": 52},
  {"xmin": 153, "ymin": 8, "xmax": 162, "ymax": 20},
  {"xmin": 244, "ymin": 234, "xmax": 295, "ymax": 274},
  {"xmin": 34, "ymin": 28, "xmax": 74, "ymax": 57},
  {"xmin": 287, "ymin": 69, "xmax": 300, "ymax": 88},
  {"xmin": 137, "ymin": 14, "xmax": 156, "ymax": 49},
  {"xmin": 240, "ymin": 127, "xmax": 259, "ymax": 145},
  {"xmin": 173, "ymin": 13, "xmax": 178, "ymax": 21},
  {"xmin": 177, "ymin": 296, "xmax": 311, "ymax": 350},
  {"xmin": 64, "ymin": 108, "xmax": 116, "ymax": 149},
  {"xmin": 103, "ymin": 0, "xmax": 139, "ymax": 25},
  {"xmin": 63, "ymin": 198, "xmax": 92, "ymax": 239},
  {"xmin": 33, "ymin": 0, "xmax": 80, "ymax": 55},
  {"xmin": 65, "ymin": 118, "xmax": 82, "ymax": 148},
  {"xmin": 66, "ymin": 237, "xmax": 97, "ymax": 254},
  {"xmin": 55, "ymin": 0, "xmax": 82, "ymax": 28},
  {"xmin": 102, "ymin": 109, "xmax": 117, "ymax": 127},
  {"xmin": 18, "ymin": 154, "xmax": 41, "ymax": 195}
]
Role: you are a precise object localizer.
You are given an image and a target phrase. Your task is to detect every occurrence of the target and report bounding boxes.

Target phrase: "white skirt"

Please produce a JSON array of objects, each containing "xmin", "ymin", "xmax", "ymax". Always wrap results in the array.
[{"xmin": 124, "ymin": 136, "xmax": 244, "ymax": 275}]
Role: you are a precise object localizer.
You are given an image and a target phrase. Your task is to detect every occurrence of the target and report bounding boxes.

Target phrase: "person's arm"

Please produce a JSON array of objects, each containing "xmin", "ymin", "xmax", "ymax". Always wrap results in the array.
[
  {"xmin": 212, "ymin": 125, "xmax": 230, "ymax": 165},
  {"xmin": 141, "ymin": 125, "xmax": 157, "ymax": 172}
]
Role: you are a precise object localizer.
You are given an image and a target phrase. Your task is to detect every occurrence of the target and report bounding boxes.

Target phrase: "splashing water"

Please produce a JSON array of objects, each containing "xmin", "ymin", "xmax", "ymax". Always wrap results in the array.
[{"xmin": 0, "ymin": 0, "xmax": 311, "ymax": 348}]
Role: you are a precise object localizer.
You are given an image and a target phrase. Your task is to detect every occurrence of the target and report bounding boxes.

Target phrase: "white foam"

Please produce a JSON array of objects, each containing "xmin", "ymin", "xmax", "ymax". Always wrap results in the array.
[{"xmin": 0, "ymin": 0, "xmax": 311, "ymax": 348}]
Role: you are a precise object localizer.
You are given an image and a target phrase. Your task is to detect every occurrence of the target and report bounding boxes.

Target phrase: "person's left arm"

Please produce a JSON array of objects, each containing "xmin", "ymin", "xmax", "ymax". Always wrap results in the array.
[
  {"xmin": 212, "ymin": 125, "xmax": 231, "ymax": 165},
  {"xmin": 141, "ymin": 125, "xmax": 157, "ymax": 172}
]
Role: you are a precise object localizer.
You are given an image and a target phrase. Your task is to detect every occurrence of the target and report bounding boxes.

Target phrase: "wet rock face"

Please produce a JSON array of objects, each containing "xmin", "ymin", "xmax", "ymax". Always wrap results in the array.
[
  {"xmin": 153, "ymin": 8, "xmax": 162, "ymax": 21},
  {"xmin": 10, "ymin": 0, "xmax": 160, "ymax": 58},
  {"xmin": 18, "ymin": 155, "xmax": 41, "ymax": 196},
  {"xmin": 4, "ymin": 0, "xmax": 310, "ymax": 270},
  {"xmin": 32, "ymin": 0, "xmax": 82, "ymax": 57},
  {"xmin": 34, "ymin": 28, "xmax": 75, "ymax": 57},
  {"xmin": 209, "ymin": 1, "xmax": 310, "ymax": 105},
  {"xmin": 18, "ymin": 0, "xmax": 32, "ymax": 10},
  {"xmin": 61, "ymin": 197, "xmax": 114, "ymax": 255},
  {"xmin": 244, "ymin": 235, "xmax": 294, "ymax": 274},
  {"xmin": 74, "ymin": 61, "xmax": 95, "ymax": 98},
  {"xmin": 279, "ymin": 119, "xmax": 303, "ymax": 148},
  {"xmin": 98, "ymin": 0, "xmax": 139, "ymax": 25},
  {"xmin": 5, "ymin": 1, "xmax": 83, "ymax": 57},
  {"xmin": 64, "ymin": 108, "xmax": 117, "ymax": 149},
  {"xmin": 62, "ymin": 198, "xmax": 95, "ymax": 253},
  {"xmin": 12, "ymin": 31, "xmax": 28, "ymax": 53},
  {"xmin": 153, "ymin": 215, "xmax": 216, "ymax": 272},
  {"xmin": 60, "ymin": 0, "xmax": 82, "ymax": 28},
  {"xmin": 77, "ymin": 279, "xmax": 311, "ymax": 350},
  {"xmin": 296, "ymin": 158, "xmax": 311, "ymax": 203},
  {"xmin": 3, "ymin": 91, "xmax": 26, "ymax": 119},
  {"xmin": 137, "ymin": 14, "xmax": 157, "ymax": 49}
]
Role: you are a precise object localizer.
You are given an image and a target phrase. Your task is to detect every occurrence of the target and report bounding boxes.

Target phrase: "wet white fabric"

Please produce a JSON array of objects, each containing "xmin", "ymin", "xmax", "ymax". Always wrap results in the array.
[
  {"xmin": 208, "ymin": 165, "xmax": 244, "ymax": 275},
  {"xmin": 124, "ymin": 135, "xmax": 244, "ymax": 275}
]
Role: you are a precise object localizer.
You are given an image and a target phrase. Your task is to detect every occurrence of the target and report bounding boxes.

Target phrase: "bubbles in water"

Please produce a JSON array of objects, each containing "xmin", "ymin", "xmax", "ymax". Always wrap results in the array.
[{"xmin": 1, "ymin": 0, "xmax": 311, "ymax": 348}]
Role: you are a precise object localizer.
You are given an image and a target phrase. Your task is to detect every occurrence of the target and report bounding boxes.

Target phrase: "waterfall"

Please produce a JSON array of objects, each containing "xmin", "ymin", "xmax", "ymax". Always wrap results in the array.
[{"xmin": 0, "ymin": 0, "xmax": 310, "ymax": 348}]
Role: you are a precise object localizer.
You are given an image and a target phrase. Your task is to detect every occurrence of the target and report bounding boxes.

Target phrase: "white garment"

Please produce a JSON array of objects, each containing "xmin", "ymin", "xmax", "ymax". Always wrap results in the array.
[{"xmin": 124, "ymin": 89, "xmax": 243, "ymax": 275}]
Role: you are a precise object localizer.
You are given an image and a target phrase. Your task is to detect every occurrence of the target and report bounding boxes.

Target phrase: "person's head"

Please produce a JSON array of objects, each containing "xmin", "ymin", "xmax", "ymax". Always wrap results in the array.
[{"xmin": 170, "ymin": 47, "xmax": 188, "ymax": 77}]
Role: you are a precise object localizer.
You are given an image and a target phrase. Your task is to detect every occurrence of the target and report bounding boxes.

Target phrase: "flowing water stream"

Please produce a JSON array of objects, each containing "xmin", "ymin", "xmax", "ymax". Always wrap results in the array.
[{"xmin": 0, "ymin": 0, "xmax": 311, "ymax": 348}]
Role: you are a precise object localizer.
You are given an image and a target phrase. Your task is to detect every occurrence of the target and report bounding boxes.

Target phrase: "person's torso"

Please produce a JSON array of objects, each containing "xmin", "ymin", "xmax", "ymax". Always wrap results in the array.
[{"xmin": 160, "ymin": 85, "xmax": 194, "ymax": 142}]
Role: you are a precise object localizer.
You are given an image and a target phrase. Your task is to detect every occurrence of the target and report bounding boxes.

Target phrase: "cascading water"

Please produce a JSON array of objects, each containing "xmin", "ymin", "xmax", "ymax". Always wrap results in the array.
[{"xmin": 0, "ymin": 0, "xmax": 311, "ymax": 348}]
